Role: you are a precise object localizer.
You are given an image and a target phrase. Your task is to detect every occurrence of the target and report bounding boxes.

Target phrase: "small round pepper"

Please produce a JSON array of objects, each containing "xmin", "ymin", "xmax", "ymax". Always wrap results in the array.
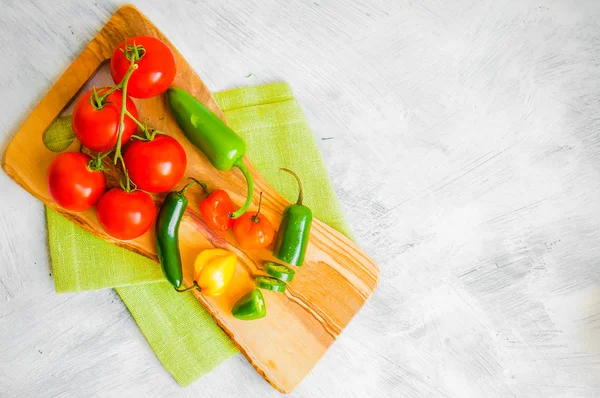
[
  {"xmin": 233, "ymin": 192, "xmax": 275, "ymax": 249},
  {"xmin": 193, "ymin": 248, "xmax": 237, "ymax": 296},
  {"xmin": 199, "ymin": 189, "xmax": 236, "ymax": 231}
]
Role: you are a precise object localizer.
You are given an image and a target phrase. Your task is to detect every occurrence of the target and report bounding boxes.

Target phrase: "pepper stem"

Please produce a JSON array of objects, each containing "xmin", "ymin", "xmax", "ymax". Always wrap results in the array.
[
  {"xmin": 280, "ymin": 168, "xmax": 304, "ymax": 205},
  {"xmin": 251, "ymin": 192, "xmax": 264, "ymax": 223},
  {"xmin": 179, "ymin": 177, "xmax": 208, "ymax": 196},
  {"xmin": 230, "ymin": 159, "xmax": 254, "ymax": 219},
  {"xmin": 175, "ymin": 281, "xmax": 201, "ymax": 293}
]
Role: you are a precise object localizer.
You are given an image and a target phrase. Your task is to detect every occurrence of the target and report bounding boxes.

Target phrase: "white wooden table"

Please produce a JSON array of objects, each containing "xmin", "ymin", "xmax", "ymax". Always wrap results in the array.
[{"xmin": 2, "ymin": 1, "xmax": 600, "ymax": 396}]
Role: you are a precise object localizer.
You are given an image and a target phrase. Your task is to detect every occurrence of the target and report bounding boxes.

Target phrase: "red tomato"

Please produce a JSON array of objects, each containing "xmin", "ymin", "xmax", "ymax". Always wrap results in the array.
[
  {"xmin": 46, "ymin": 152, "xmax": 106, "ymax": 212},
  {"xmin": 233, "ymin": 212, "xmax": 275, "ymax": 249},
  {"xmin": 72, "ymin": 88, "xmax": 138, "ymax": 152},
  {"xmin": 110, "ymin": 36, "xmax": 177, "ymax": 99},
  {"xmin": 96, "ymin": 188, "xmax": 156, "ymax": 240},
  {"xmin": 123, "ymin": 135, "xmax": 187, "ymax": 193}
]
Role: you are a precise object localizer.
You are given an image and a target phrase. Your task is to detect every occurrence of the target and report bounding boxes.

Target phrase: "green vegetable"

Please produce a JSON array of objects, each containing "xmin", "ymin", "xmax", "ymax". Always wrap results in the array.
[
  {"xmin": 272, "ymin": 168, "xmax": 313, "ymax": 266},
  {"xmin": 166, "ymin": 88, "xmax": 253, "ymax": 219},
  {"xmin": 255, "ymin": 276, "xmax": 286, "ymax": 293},
  {"xmin": 264, "ymin": 261, "xmax": 295, "ymax": 282},
  {"xmin": 232, "ymin": 289, "xmax": 266, "ymax": 320},
  {"xmin": 155, "ymin": 179, "xmax": 205, "ymax": 289},
  {"xmin": 43, "ymin": 116, "xmax": 76, "ymax": 152}
]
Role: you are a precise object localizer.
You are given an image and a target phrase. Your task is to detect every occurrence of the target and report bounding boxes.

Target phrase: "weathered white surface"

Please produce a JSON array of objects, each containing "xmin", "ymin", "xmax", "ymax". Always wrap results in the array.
[{"xmin": 2, "ymin": 0, "xmax": 600, "ymax": 396}]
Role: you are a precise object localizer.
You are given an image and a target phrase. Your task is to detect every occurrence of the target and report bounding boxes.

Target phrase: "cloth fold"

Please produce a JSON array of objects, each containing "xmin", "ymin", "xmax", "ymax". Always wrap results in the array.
[{"xmin": 46, "ymin": 82, "xmax": 352, "ymax": 386}]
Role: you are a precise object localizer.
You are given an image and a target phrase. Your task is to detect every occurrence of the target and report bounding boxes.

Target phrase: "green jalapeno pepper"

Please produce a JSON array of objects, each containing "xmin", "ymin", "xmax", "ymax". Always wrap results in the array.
[
  {"xmin": 272, "ymin": 168, "xmax": 313, "ymax": 266},
  {"xmin": 264, "ymin": 261, "xmax": 295, "ymax": 282},
  {"xmin": 156, "ymin": 179, "xmax": 206, "ymax": 289},
  {"xmin": 255, "ymin": 276, "xmax": 287, "ymax": 293},
  {"xmin": 166, "ymin": 88, "xmax": 253, "ymax": 219}
]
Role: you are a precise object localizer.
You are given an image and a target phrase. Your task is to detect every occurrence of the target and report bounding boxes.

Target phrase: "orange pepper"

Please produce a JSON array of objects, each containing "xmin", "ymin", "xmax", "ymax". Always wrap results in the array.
[{"xmin": 233, "ymin": 192, "xmax": 275, "ymax": 249}]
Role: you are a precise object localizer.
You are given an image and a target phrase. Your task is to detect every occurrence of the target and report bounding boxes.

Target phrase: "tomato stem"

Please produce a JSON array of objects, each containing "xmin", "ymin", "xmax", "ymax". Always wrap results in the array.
[
  {"xmin": 100, "ymin": 85, "xmax": 119, "ymax": 98},
  {"xmin": 93, "ymin": 82, "xmax": 129, "ymax": 109},
  {"xmin": 123, "ymin": 41, "xmax": 146, "ymax": 62},
  {"xmin": 125, "ymin": 109, "xmax": 146, "ymax": 131},
  {"xmin": 123, "ymin": 110, "xmax": 165, "ymax": 141},
  {"xmin": 114, "ymin": 75, "xmax": 135, "ymax": 194},
  {"xmin": 117, "ymin": 155, "xmax": 132, "ymax": 192},
  {"xmin": 90, "ymin": 86, "xmax": 103, "ymax": 110},
  {"xmin": 97, "ymin": 151, "xmax": 112, "ymax": 161},
  {"xmin": 90, "ymin": 86, "xmax": 120, "ymax": 110},
  {"xmin": 112, "ymin": 59, "xmax": 137, "ymax": 169},
  {"xmin": 87, "ymin": 150, "xmax": 113, "ymax": 171}
]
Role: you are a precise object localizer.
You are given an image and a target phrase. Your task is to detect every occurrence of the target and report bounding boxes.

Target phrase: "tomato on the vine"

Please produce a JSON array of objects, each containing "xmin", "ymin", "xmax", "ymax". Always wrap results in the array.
[
  {"xmin": 110, "ymin": 36, "xmax": 176, "ymax": 99},
  {"xmin": 96, "ymin": 188, "xmax": 156, "ymax": 240},
  {"xmin": 123, "ymin": 134, "xmax": 187, "ymax": 193},
  {"xmin": 47, "ymin": 152, "xmax": 106, "ymax": 212},
  {"xmin": 72, "ymin": 88, "xmax": 138, "ymax": 152}
]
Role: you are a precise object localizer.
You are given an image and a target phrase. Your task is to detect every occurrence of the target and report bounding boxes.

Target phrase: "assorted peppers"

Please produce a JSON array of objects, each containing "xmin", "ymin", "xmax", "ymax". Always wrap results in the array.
[
  {"xmin": 158, "ymin": 86, "xmax": 314, "ymax": 320},
  {"xmin": 156, "ymin": 180, "xmax": 237, "ymax": 295},
  {"xmin": 155, "ymin": 179, "xmax": 204, "ymax": 289},
  {"xmin": 166, "ymin": 87, "xmax": 254, "ymax": 219}
]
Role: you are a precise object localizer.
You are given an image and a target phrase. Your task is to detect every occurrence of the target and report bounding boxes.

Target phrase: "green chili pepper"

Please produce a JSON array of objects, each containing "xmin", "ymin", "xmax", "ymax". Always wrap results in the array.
[
  {"xmin": 166, "ymin": 88, "xmax": 253, "ymax": 219},
  {"xmin": 156, "ymin": 178, "xmax": 206, "ymax": 289},
  {"xmin": 255, "ymin": 276, "xmax": 287, "ymax": 293},
  {"xmin": 272, "ymin": 168, "xmax": 313, "ymax": 266},
  {"xmin": 264, "ymin": 261, "xmax": 295, "ymax": 282},
  {"xmin": 232, "ymin": 289, "xmax": 266, "ymax": 320}
]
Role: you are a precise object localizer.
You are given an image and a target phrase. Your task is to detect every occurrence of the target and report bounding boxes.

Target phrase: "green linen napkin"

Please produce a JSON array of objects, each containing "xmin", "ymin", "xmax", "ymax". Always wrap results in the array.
[{"xmin": 46, "ymin": 82, "xmax": 352, "ymax": 386}]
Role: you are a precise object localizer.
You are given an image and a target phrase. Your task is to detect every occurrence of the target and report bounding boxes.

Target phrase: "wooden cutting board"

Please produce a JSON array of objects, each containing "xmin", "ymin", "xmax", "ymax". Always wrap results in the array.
[{"xmin": 2, "ymin": 4, "xmax": 379, "ymax": 393}]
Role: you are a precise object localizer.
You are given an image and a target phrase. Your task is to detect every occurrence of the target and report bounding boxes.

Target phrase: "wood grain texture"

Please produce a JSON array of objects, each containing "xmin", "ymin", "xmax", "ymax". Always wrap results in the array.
[
  {"xmin": 1, "ymin": 4, "xmax": 379, "ymax": 394},
  {"xmin": 2, "ymin": 0, "xmax": 600, "ymax": 397}
]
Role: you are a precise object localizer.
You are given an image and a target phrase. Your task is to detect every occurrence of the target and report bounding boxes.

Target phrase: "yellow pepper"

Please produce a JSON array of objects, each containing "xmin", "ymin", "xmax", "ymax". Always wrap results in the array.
[{"xmin": 194, "ymin": 248, "xmax": 237, "ymax": 296}]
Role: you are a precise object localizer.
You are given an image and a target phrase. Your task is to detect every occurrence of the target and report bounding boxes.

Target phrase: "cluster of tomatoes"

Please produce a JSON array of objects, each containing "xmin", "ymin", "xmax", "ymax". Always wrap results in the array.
[
  {"xmin": 47, "ymin": 35, "xmax": 276, "ymax": 250},
  {"xmin": 47, "ymin": 36, "xmax": 184, "ymax": 240}
]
